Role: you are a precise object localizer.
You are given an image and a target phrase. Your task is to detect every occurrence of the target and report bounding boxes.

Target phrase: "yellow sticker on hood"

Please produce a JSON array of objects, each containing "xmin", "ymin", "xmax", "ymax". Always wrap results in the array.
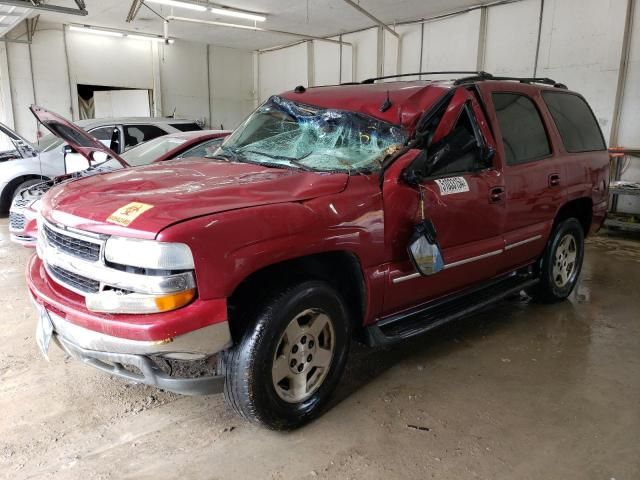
[{"xmin": 106, "ymin": 202, "xmax": 154, "ymax": 227}]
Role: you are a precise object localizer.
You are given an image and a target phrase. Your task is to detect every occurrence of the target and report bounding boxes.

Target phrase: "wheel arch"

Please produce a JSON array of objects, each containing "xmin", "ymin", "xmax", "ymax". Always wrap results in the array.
[
  {"xmin": 0, "ymin": 174, "xmax": 50, "ymax": 212},
  {"xmin": 227, "ymin": 250, "xmax": 367, "ymax": 341},
  {"xmin": 553, "ymin": 197, "xmax": 593, "ymax": 237}
]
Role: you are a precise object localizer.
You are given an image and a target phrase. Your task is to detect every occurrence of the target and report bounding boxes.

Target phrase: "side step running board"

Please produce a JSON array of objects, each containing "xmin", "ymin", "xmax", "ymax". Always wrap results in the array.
[{"xmin": 365, "ymin": 273, "xmax": 539, "ymax": 347}]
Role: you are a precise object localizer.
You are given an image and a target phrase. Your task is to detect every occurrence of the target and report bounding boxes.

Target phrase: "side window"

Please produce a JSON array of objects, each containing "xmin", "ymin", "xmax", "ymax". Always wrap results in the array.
[
  {"xmin": 492, "ymin": 93, "xmax": 551, "ymax": 165},
  {"xmin": 89, "ymin": 126, "xmax": 116, "ymax": 147},
  {"xmin": 176, "ymin": 138, "xmax": 225, "ymax": 159},
  {"xmin": 123, "ymin": 124, "xmax": 166, "ymax": 150},
  {"xmin": 542, "ymin": 92, "xmax": 606, "ymax": 152},
  {"xmin": 428, "ymin": 106, "xmax": 484, "ymax": 176}
]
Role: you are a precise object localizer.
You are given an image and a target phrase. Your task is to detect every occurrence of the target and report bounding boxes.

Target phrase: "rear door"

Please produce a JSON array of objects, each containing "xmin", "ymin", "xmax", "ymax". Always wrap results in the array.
[
  {"xmin": 477, "ymin": 84, "xmax": 565, "ymax": 272},
  {"xmin": 382, "ymin": 88, "xmax": 506, "ymax": 315}
]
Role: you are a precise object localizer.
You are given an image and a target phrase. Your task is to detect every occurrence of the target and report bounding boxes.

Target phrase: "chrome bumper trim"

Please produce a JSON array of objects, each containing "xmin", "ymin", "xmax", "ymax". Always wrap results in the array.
[{"xmin": 47, "ymin": 308, "xmax": 232, "ymax": 356}]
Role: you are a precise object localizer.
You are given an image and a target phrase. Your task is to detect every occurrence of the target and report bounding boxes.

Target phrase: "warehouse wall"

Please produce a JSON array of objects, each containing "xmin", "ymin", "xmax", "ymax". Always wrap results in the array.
[
  {"xmin": 1, "ymin": 22, "xmax": 256, "ymax": 142},
  {"xmin": 256, "ymin": 0, "xmax": 637, "ymax": 146}
]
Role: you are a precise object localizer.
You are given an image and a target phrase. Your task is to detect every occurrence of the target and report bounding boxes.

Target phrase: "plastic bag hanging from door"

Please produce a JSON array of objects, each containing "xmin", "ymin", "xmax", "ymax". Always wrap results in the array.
[{"xmin": 407, "ymin": 189, "xmax": 445, "ymax": 276}]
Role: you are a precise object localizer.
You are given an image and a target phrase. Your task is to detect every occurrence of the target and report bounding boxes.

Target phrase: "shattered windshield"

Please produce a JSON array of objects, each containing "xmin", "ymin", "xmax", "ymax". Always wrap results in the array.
[{"xmin": 216, "ymin": 96, "xmax": 407, "ymax": 173}]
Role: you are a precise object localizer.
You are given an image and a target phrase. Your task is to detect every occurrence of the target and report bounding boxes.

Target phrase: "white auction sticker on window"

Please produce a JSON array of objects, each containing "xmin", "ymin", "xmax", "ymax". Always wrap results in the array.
[{"xmin": 434, "ymin": 176, "xmax": 470, "ymax": 195}]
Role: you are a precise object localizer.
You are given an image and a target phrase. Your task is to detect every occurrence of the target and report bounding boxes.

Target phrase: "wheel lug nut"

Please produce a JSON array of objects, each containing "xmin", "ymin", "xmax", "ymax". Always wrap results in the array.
[
  {"xmin": 290, "ymin": 359, "xmax": 297, "ymax": 367},
  {"xmin": 301, "ymin": 336, "xmax": 307, "ymax": 345},
  {"xmin": 307, "ymin": 354, "xmax": 313, "ymax": 362},
  {"xmin": 297, "ymin": 364, "xmax": 304, "ymax": 373},
  {"xmin": 292, "ymin": 345, "xmax": 298, "ymax": 354},
  {"xmin": 308, "ymin": 340, "xmax": 314, "ymax": 348}
]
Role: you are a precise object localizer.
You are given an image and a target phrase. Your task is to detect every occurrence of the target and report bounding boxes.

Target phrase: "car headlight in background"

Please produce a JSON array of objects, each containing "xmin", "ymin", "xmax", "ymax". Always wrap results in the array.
[{"xmin": 104, "ymin": 237, "xmax": 195, "ymax": 270}]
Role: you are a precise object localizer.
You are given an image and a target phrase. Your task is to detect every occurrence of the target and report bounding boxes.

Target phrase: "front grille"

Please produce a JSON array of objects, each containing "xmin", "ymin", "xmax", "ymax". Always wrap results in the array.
[
  {"xmin": 43, "ymin": 223, "xmax": 101, "ymax": 262},
  {"xmin": 13, "ymin": 199, "xmax": 30, "ymax": 208},
  {"xmin": 48, "ymin": 264, "xmax": 100, "ymax": 294},
  {"xmin": 9, "ymin": 212, "xmax": 26, "ymax": 231}
]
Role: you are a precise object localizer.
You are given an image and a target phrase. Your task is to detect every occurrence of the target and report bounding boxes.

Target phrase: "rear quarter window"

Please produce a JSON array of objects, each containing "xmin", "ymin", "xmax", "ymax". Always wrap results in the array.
[
  {"xmin": 492, "ymin": 93, "xmax": 551, "ymax": 166},
  {"xmin": 542, "ymin": 92, "xmax": 606, "ymax": 152}
]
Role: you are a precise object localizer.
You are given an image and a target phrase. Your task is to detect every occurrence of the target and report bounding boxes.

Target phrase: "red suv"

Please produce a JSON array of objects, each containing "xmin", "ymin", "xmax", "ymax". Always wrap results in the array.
[{"xmin": 27, "ymin": 72, "xmax": 609, "ymax": 429}]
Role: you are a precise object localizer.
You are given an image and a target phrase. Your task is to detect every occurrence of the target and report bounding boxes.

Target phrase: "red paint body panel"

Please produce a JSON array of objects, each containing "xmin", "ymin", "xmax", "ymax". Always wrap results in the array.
[
  {"xmin": 27, "ymin": 254, "xmax": 227, "ymax": 341},
  {"xmin": 281, "ymin": 81, "xmax": 451, "ymax": 129},
  {"xmin": 28, "ymin": 79, "xmax": 610, "ymax": 341},
  {"xmin": 41, "ymin": 161, "xmax": 349, "ymax": 238}
]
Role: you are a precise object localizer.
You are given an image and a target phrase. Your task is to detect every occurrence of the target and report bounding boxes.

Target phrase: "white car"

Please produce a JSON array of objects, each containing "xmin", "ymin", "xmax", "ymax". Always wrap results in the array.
[{"xmin": 0, "ymin": 117, "xmax": 202, "ymax": 212}]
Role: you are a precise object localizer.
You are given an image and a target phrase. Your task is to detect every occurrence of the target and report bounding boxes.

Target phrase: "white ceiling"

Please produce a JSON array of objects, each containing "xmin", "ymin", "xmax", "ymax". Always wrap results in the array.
[
  {"xmin": 0, "ymin": 4, "xmax": 30, "ymax": 38},
  {"xmin": 14, "ymin": 0, "xmax": 498, "ymax": 50}
]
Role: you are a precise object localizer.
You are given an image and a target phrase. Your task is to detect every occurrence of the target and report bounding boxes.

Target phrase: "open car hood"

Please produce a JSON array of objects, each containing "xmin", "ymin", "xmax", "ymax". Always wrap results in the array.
[
  {"xmin": 29, "ymin": 105, "xmax": 129, "ymax": 167},
  {"xmin": 0, "ymin": 121, "xmax": 39, "ymax": 159}
]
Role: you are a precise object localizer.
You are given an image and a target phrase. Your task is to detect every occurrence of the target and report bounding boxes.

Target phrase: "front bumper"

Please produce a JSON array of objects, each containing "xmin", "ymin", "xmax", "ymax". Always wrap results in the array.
[
  {"xmin": 28, "ymin": 254, "xmax": 233, "ymax": 395},
  {"xmin": 55, "ymin": 331, "xmax": 225, "ymax": 396},
  {"xmin": 9, "ymin": 206, "xmax": 38, "ymax": 247}
]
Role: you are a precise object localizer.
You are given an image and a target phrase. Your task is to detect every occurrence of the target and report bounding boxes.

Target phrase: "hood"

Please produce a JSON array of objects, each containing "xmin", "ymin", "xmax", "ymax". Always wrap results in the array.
[
  {"xmin": 0, "ymin": 121, "xmax": 39, "ymax": 160},
  {"xmin": 29, "ymin": 105, "xmax": 129, "ymax": 168},
  {"xmin": 42, "ymin": 159, "xmax": 349, "ymax": 238}
]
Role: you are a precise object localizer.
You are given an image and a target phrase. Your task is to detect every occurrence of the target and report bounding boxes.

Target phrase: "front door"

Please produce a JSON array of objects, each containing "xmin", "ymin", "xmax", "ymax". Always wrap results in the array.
[{"xmin": 382, "ymin": 88, "xmax": 506, "ymax": 315}]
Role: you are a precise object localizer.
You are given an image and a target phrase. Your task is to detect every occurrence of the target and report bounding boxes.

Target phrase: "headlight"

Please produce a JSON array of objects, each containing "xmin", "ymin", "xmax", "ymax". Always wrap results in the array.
[
  {"xmin": 104, "ymin": 237, "xmax": 195, "ymax": 270},
  {"xmin": 31, "ymin": 199, "xmax": 42, "ymax": 212}
]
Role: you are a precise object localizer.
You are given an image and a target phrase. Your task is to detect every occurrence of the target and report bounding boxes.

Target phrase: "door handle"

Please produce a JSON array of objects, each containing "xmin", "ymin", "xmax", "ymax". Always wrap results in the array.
[
  {"xmin": 489, "ymin": 186, "xmax": 505, "ymax": 203},
  {"xmin": 549, "ymin": 174, "xmax": 561, "ymax": 187}
]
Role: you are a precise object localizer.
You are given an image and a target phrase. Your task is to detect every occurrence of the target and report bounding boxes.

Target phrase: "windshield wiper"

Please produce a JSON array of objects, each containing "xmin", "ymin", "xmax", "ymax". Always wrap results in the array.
[
  {"xmin": 209, "ymin": 146, "xmax": 240, "ymax": 163},
  {"xmin": 239, "ymin": 149, "xmax": 314, "ymax": 172}
]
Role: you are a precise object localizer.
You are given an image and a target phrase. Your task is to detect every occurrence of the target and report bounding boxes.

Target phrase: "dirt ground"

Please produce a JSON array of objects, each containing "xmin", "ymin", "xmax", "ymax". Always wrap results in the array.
[{"xmin": 1, "ymin": 217, "xmax": 639, "ymax": 480}]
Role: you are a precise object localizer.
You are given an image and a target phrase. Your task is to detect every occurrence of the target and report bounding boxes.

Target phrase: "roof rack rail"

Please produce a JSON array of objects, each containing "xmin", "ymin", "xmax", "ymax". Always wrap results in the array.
[
  {"xmin": 454, "ymin": 73, "xmax": 567, "ymax": 89},
  {"xmin": 361, "ymin": 71, "xmax": 488, "ymax": 84}
]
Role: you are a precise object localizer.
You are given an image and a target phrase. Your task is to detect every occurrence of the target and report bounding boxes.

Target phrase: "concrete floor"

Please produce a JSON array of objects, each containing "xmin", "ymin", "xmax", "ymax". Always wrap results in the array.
[{"xmin": 0, "ymin": 217, "xmax": 639, "ymax": 480}]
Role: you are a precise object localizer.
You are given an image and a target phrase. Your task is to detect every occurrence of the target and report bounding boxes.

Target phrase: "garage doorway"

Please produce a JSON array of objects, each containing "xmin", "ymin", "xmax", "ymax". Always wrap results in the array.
[{"xmin": 77, "ymin": 84, "xmax": 152, "ymax": 120}]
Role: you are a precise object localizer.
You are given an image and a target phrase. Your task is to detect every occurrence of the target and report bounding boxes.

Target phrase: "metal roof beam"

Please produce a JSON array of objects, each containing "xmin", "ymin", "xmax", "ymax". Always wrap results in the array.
[
  {"xmin": 341, "ymin": 0, "xmax": 398, "ymax": 38},
  {"xmin": 0, "ymin": 1, "xmax": 87, "ymax": 16}
]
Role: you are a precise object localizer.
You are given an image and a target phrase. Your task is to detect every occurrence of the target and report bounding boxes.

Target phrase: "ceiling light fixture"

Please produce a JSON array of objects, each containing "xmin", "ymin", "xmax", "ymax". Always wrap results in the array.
[
  {"xmin": 128, "ymin": 34, "xmax": 175, "ymax": 43},
  {"xmin": 69, "ymin": 25, "xmax": 124, "ymax": 37},
  {"xmin": 145, "ymin": 0, "xmax": 207, "ymax": 12},
  {"xmin": 209, "ymin": 6, "xmax": 265, "ymax": 22}
]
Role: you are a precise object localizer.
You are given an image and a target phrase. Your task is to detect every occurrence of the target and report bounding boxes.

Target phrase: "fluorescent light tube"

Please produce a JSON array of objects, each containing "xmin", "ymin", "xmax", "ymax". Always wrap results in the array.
[
  {"xmin": 209, "ymin": 6, "xmax": 265, "ymax": 22},
  {"xmin": 145, "ymin": 0, "xmax": 207, "ymax": 12},
  {"xmin": 128, "ymin": 34, "xmax": 175, "ymax": 43},
  {"xmin": 69, "ymin": 25, "xmax": 124, "ymax": 37}
]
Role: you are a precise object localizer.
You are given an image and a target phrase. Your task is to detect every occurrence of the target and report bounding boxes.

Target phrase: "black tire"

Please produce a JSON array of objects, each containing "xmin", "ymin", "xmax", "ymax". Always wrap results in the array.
[
  {"xmin": 529, "ymin": 218, "xmax": 584, "ymax": 303},
  {"xmin": 220, "ymin": 280, "xmax": 351, "ymax": 430}
]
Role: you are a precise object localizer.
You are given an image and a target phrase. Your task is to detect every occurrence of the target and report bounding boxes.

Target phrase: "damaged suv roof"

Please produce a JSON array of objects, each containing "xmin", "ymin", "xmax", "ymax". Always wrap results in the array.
[{"xmin": 280, "ymin": 80, "xmax": 453, "ymax": 129}]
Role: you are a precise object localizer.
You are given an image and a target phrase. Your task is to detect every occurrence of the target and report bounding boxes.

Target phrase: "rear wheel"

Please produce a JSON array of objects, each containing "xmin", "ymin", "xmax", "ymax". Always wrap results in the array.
[
  {"xmin": 221, "ymin": 280, "xmax": 351, "ymax": 430},
  {"xmin": 529, "ymin": 218, "xmax": 584, "ymax": 303}
]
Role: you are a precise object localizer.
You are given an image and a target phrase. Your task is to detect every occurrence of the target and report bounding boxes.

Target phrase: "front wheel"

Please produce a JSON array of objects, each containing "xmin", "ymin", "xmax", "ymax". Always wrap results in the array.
[
  {"xmin": 529, "ymin": 218, "xmax": 584, "ymax": 303},
  {"xmin": 221, "ymin": 281, "xmax": 351, "ymax": 430}
]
